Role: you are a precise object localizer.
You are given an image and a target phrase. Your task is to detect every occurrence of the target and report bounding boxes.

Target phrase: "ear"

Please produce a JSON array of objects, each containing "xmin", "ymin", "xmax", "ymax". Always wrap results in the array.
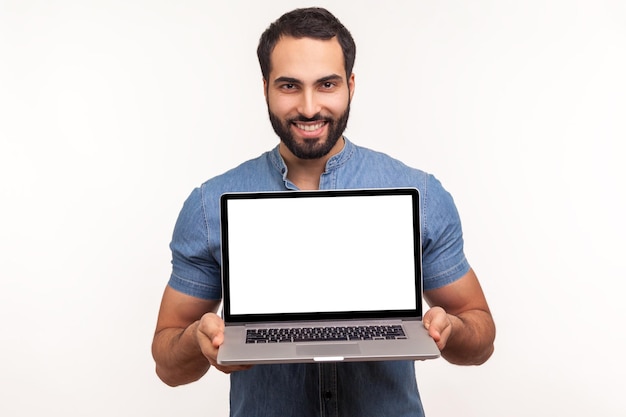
[
  {"xmin": 348, "ymin": 73, "xmax": 355, "ymax": 101},
  {"xmin": 263, "ymin": 78, "xmax": 268, "ymax": 100}
]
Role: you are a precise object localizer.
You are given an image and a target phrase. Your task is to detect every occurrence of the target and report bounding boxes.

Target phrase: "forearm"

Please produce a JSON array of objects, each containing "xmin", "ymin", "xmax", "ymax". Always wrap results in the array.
[
  {"xmin": 152, "ymin": 321, "xmax": 210, "ymax": 386},
  {"xmin": 441, "ymin": 309, "xmax": 495, "ymax": 365}
]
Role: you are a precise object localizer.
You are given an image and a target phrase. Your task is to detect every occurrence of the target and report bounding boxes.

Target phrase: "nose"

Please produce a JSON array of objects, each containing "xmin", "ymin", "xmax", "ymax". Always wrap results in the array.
[{"xmin": 297, "ymin": 89, "xmax": 321, "ymax": 119}]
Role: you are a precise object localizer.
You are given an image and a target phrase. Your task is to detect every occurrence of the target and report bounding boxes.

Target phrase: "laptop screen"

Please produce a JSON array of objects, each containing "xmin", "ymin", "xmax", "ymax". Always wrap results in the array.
[{"xmin": 220, "ymin": 189, "xmax": 422, "ymax": 322}]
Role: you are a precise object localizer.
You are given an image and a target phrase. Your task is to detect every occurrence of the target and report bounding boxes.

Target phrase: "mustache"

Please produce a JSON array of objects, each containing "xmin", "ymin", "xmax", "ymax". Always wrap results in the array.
[{"xmin": 288, "ymin": 114, "xmax": 333, "ymax": 123}]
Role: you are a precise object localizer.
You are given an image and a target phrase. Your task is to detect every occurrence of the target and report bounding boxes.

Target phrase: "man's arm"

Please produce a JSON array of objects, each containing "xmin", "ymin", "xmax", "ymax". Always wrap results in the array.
[
  {"xmin": 151, "ymin": 286, "xmax": 251, "ymax": 386},
  {"xmin": 423, "ymin": 268, "xmax": 495, "ymax": 365}
]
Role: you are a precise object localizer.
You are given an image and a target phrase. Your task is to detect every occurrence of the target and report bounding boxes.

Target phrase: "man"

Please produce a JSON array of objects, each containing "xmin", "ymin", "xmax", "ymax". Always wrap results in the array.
[{"xmin": 152, "ymin": 7, "xmax": 495, "ymax": 417}]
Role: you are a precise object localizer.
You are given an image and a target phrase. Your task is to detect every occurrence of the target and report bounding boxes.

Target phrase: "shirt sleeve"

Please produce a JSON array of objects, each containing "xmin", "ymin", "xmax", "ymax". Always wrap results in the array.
[
  {"xmin": 167, "ymin": 187, "xmax": 222, "ymax": 300},
  {"xmin": 420, "ymin": 174, "xmax": 471, "ymax": 290}
]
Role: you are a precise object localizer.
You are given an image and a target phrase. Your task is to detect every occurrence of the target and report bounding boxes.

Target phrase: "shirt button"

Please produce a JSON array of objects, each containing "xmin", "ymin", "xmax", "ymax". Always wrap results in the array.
[{"xmin": 324, "ymin": 391, "xmax": 333, "ymax": 400}]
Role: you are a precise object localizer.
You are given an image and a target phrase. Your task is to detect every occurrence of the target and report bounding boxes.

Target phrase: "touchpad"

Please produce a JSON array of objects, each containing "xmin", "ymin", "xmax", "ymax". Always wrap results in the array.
[{"xmin": 296, "ymin": 343, "xmax": 361, "ymax": 357}]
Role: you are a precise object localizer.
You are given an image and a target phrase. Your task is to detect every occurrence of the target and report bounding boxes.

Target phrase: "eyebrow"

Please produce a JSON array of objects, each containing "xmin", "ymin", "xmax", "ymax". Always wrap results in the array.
[{"xmin": 273, "ymin": 74, "xmax": 344, "ymax": 86}]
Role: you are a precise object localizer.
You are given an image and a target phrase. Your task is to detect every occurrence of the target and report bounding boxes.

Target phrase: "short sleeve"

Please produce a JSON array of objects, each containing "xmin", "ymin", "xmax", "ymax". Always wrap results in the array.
[
  {"xmin": 168, "ymin": 187, "xmax": 222, "ymax": 300},
  {"xmin": 421, "ymin": 174, "xmax": 471, "ymax": 290}
]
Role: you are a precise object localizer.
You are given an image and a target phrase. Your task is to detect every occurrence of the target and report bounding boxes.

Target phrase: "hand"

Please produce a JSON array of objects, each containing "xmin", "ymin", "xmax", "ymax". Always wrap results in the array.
[
  {"xmin": 195, "ymin": 312, "xmax": 253, "ymax": 374},
  {"xmin": 423, "ymin": 306, "xmax": 453, "ymax": 351}
]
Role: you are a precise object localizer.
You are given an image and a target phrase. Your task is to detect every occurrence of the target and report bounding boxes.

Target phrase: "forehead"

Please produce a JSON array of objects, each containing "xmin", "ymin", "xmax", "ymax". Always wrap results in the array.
[{"xmin": 269, "ymin": 36, "xmax": 346, "ymax": 81}]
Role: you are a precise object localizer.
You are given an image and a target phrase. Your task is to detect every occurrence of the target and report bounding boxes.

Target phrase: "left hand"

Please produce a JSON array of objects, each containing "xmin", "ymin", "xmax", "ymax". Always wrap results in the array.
[{"xmin": 423, "ymin": 306, "xmax": 454, "ymax": 351}]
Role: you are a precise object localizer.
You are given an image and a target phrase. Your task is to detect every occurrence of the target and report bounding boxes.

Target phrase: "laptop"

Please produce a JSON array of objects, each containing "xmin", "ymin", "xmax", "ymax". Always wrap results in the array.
[{"xmin": 216, "ymin": 188, "xmax": 440, "ymax": 365}]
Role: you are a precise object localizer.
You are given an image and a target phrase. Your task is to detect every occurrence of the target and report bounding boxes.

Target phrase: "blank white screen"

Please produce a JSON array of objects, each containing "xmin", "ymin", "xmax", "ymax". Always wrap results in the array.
[{"xmin": 225, "ymin": 194, "xmax": 418, "ymax": 315}]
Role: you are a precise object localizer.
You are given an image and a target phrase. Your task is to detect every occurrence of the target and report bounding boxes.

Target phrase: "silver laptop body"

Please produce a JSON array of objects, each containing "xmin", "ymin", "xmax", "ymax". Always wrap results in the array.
[{"xmin": 217, "ymin": 188, "xmax": 440, "ymax": 365}]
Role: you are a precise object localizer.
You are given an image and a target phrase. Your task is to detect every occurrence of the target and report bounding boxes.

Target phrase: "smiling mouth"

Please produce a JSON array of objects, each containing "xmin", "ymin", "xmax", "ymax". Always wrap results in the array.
[{"xmin": 294, "ymin": 121, "xmax": 327, "ymax": 132}]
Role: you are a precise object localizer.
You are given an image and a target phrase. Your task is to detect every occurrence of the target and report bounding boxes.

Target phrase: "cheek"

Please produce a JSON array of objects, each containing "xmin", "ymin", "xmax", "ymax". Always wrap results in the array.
[
  {"xmin": 325, "ymin": 94, "xmax": 350, "ymax": 114},
  {"xmin": 268, "ymin": 95, "xmax": 296, "ymax": 117}
]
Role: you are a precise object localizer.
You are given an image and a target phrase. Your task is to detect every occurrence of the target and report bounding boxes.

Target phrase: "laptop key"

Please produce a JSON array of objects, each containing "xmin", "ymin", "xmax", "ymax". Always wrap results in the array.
[{"xmin": 245, "ymin": 325, "xmax": 406, "ymax": 343}]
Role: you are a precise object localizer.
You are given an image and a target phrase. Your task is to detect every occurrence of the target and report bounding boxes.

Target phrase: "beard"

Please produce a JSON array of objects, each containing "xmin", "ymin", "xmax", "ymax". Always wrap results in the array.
[{"xmin": 268, "ymin": 103, "xmax": 350, "ymax": 160}]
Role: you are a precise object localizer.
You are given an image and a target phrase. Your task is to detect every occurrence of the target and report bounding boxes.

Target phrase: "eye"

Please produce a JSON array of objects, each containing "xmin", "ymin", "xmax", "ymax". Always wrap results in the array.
[
  {"xmin": 321, "ymin": 81, "xmax": 335, "ymax": 89},
  {"xmin": 280, "ymin": 83, "xmax": 297, "ymax": 90}
]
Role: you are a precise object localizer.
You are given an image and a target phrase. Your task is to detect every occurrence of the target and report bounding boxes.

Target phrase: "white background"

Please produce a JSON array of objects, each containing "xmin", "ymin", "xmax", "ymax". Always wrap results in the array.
[{"xmin": 1, "ymin": 1, "xmax": 624, "ymax": 416}]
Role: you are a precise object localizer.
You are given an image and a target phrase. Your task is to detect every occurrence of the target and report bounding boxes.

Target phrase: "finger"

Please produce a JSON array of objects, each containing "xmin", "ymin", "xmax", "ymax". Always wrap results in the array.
[
  {"xmin": 196, "ymin": 314, "xmax": 253, "ymax": 374},
  {"xmin": 198, "ymin": 313, "xmax": 225, "ymax": 345},
  {"xmin": 196, "ymin": 314, "xmax": 224, "ymax": 362},
  {"xmin": 213, "ymin": 363, "xmax": 254, "ymax": 375},
  {"xmin": 423, "ymin": 306, "xmax": 445, "ymax": 331},
  {"xmin": 423, "ymin": 307, "xmax": 450, "ymax": 348}
]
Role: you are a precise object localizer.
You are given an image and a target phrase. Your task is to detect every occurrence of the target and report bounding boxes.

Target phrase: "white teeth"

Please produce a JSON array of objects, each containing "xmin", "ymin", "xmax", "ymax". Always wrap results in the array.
[{"xmin": 296, "ymin": 122, "xmax": 324, "ymax": 132}]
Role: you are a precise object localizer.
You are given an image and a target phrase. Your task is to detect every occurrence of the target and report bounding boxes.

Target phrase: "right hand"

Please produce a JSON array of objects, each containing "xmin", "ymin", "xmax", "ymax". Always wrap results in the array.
[{"xmin": 195, "ymin": 312, "xmax": 253, "ymax": 374}]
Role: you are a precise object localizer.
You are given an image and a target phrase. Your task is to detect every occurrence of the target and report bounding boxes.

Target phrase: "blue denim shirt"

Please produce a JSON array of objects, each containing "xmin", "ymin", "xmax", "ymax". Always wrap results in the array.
[{"xmin": 169, "ymin": 138, "xmax": 470, "ymax": 417}]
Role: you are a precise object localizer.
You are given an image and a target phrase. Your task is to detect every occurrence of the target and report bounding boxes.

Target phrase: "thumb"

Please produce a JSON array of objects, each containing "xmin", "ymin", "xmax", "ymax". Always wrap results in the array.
[
  {"xmin": 199, "ymin": 312, "xmax": 225, "ymax": 348},
  {"xmin": 423, "ymin": 306, "xmax": 446, "ymax": 341}
]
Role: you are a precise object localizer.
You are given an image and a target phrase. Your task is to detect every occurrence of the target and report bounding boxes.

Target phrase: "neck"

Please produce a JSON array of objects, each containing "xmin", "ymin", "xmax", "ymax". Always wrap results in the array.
[{"xmin": 279, "ymin": 137, "xmax": 345, "ymax": 190}]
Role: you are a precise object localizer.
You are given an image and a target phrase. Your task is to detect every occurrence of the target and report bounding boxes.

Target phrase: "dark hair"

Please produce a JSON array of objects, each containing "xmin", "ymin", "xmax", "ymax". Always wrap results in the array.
[{"xmin": 257, "ymin": 7, "xmax": 356, "ymax": 81}]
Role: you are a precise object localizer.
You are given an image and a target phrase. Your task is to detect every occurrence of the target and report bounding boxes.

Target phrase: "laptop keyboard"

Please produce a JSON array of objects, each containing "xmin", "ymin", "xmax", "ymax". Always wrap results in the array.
[{"xmin": 245, "ymin": 325, "xmax": 407, "ymax": 344}]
